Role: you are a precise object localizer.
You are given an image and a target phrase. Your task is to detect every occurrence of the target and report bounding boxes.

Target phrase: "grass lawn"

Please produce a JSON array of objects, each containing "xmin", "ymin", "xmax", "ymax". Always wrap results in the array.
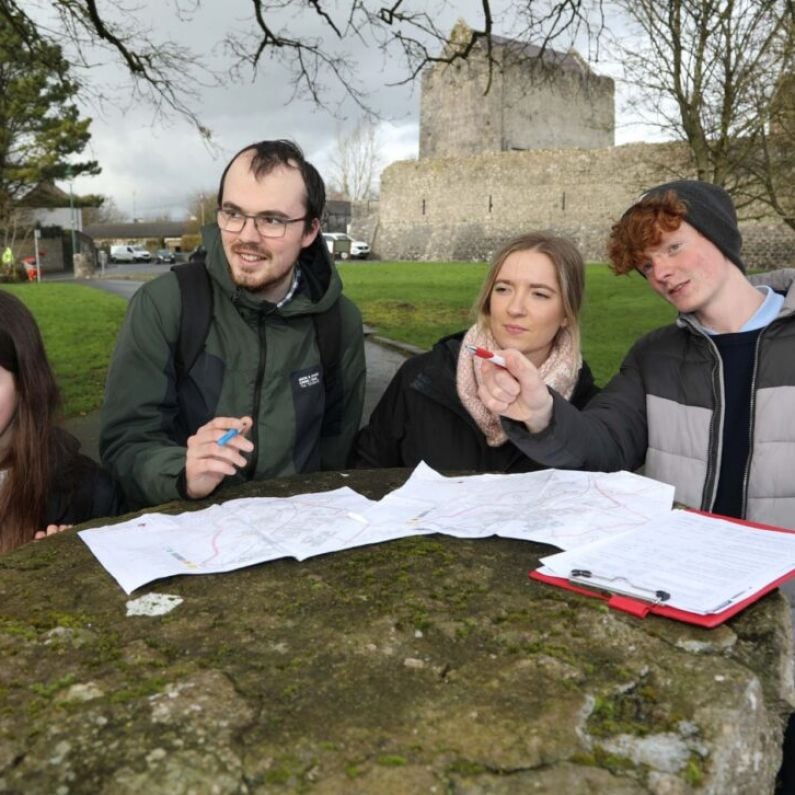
[
  {"xmin": 339, "ymin": 261, "xmax": 675, "ymax": 385},
  {"xmin": 1, "ymin": 284, "xmax": 127, "ymax": 418},
  {"xmin": 579, "ymin": 265, "xmax": 675, "ymax": 382},
  {"xmin": 339, "ymin": 261, "xmax": 489, "ymax": 349},
  {"xmin": 2, "ymin": 262, "xmax": 674, "ymax": 417}
]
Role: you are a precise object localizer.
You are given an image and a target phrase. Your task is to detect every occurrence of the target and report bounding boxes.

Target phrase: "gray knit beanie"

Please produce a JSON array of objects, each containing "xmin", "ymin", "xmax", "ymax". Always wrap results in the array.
[{"xmin": 639, "ymin": 180, "xmax": 745, "ymax": 273}]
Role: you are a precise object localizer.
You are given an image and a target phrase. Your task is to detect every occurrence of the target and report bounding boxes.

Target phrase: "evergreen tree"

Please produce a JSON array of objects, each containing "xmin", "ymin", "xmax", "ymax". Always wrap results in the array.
[{"xmin": 0, "ymin": 9, "xmax": 99, "ymax": 224}]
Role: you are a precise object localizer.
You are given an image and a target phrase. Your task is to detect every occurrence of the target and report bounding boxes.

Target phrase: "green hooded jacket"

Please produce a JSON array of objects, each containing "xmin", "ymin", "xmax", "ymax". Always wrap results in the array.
[{"xmin": 100, "ymin": 224, "xmax": 366, "ymax": 509}]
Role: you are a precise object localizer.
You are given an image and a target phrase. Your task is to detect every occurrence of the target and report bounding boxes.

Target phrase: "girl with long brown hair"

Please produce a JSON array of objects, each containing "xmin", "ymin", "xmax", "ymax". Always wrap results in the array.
[{"xmin": 0, "ymin": 291, "xmax": 122, "ymax": 553}]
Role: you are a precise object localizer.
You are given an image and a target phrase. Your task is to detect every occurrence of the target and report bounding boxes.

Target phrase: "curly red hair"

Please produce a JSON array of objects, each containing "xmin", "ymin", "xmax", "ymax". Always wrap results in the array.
[{"xmin": 607, "ymin": 190, "xmax": 689, "ymax": 275}]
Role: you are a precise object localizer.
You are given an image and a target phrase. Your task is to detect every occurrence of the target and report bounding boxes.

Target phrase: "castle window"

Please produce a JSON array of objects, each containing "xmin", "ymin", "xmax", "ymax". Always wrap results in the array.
[
  {"xmin": 422, "ymin": 198, "xmax": 426, "ymax": 215},
  {"xmin": 488, "ymin": 195, "xmax": 493, "ymax": 213}
]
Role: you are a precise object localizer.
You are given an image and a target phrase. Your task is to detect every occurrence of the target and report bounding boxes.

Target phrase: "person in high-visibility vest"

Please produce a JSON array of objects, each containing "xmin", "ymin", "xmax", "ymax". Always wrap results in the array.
[{"xmin": 1, "ymin": 246, "xmax": 13, "ymax": 272}]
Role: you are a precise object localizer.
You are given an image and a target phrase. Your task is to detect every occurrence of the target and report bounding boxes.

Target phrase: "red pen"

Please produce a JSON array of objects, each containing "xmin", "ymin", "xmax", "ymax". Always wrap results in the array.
[{"xmin": 465, "ymin": 344, "xmax": 507, "ymax": 368}]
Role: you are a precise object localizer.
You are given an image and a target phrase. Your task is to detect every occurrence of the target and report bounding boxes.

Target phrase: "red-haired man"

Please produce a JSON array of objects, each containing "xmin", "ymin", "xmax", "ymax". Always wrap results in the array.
[{"xmin": 478, "ymin": 180, "xmax": 795, "ymax": 529}]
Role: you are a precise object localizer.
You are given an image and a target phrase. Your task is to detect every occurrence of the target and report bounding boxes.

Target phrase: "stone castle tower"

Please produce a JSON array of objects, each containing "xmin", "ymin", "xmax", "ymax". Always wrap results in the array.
[
  {"xmin": 355, "ymin": 22, "xmax": 795, "ymax": 267},
  {"xmin": 419, "ymin": 20, "xmax": 615, "ymax": 159}
]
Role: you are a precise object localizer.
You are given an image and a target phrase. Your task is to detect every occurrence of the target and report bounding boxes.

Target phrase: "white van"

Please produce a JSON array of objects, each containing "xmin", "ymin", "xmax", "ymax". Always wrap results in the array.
[
  {"xmin": 321, "ymin": 232, "xmax": 370, "ymax": 260},
  {"xmin": 110, "ymin": 245, "xmax": 151, "ymax": 263}
]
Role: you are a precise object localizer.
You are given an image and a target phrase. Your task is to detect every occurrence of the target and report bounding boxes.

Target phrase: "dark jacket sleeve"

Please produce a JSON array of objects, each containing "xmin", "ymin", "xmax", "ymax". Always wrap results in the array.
[
  {"xmin": 46, "ymin": 447, "xmax": 126, "ymax": 527},
  {"xmin": 570, "ymin": 361, "xmax": 600, "ymax": 409},
  {"xmin": 502, "ymin": 346, "xmax": 648, "ymax": 472},
  {"xmin": 100, "ymin": 277, "xmax": 190, "ymax": 508}
]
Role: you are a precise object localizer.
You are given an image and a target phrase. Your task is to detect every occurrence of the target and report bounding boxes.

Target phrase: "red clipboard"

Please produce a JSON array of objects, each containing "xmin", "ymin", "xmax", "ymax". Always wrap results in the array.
[{"xmin": 528, "ymin": 511, "xmax": 795, "ymax": 628}]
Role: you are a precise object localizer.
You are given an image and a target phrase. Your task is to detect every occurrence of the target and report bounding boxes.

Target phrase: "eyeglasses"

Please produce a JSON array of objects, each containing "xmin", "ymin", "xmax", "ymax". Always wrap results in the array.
[{"xmin": 216, "ymin": 208, "xmax": 307, "ymax": 239}]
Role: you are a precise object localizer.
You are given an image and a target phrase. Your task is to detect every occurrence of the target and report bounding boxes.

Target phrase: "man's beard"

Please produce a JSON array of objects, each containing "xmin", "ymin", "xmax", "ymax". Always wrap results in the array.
[
  {"xmin": 230, "ymin": 243, "xmax": 270, "ymax": 288},
  {"xmin": 228, "ymin": 243, "xmax": 292, "ymax": 297}
]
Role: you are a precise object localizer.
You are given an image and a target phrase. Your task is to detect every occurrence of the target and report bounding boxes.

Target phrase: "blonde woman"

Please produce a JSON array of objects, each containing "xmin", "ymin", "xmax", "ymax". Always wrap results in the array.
[{"xmin": 353, "ymin": 232, "xmax": 599, "ymax": 471}]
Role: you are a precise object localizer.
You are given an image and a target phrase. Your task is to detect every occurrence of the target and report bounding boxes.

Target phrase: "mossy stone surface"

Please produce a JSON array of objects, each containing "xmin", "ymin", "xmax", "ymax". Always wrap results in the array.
[{"xmin": 0, "ymin": 469, "xmax": 792, "ymax": 794}]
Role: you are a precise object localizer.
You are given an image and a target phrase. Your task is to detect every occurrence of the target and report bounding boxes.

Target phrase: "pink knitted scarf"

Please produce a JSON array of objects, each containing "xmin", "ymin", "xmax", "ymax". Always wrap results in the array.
[{"xmin": 456, "ymin": 324, "xmax": 581, "ymax": 446}]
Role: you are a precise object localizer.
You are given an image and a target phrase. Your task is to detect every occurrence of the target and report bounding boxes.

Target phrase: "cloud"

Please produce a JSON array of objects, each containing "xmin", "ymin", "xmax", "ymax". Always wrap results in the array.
[
  {"xmin": 67, "ymin": 0, "xmax": 650, "ymax": 219},
  {"xmin": 69, "ymin": 0, "xmax": 430, "ymax": 218}
]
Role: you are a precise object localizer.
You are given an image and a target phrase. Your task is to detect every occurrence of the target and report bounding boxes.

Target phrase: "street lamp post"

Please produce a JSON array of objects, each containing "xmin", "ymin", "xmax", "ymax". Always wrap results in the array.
[
  {"xmin": 65, "ymin": 166, "xmax": 77, "ymax": 264},
  {"xmin": 33, "ymin": 228, "xmax": 42, "ymax": 283}
]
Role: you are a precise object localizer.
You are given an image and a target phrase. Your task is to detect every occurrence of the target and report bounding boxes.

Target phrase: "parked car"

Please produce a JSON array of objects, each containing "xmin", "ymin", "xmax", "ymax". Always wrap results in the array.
[
  {"xmin": 322, "ymin": 232, "xmax": 370, "ymax": 260},
  {"xmin": 156, "ymin": 248, "xmax": 176, "ymax": 264},
  {"xmin": 131, "ymin": 247, "xmax": 152, "ymax": 262},
  {"xmin": 110, "ymin": 245, "xmax": 138, "ymax": 263}
]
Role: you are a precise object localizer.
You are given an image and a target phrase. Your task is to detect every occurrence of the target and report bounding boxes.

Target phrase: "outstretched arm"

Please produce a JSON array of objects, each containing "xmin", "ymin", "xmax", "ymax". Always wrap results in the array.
[{"xmin": 478, "ymin": 344, "xmax": 650, "ymax": 474}]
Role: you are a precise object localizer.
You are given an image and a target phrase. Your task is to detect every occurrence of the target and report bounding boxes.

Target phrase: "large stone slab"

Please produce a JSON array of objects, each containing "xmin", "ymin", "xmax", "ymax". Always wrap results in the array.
[{"xmin": 1, "ymin": 469, "xmax": 793, "ymax": 794}]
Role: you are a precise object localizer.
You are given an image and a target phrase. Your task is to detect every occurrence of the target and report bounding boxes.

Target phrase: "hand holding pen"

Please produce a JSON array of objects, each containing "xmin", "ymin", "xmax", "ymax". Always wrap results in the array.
[
  {"xmin": 465, "ymin": 344, "xmax": 507, "ymax": 368},
  {"xmin": 185, "ymin": 416, "xmax": 254, "ymax": 499},
  {"xmin": 469, "ymin": 345, "xmax": 554, "ymax": 432}
]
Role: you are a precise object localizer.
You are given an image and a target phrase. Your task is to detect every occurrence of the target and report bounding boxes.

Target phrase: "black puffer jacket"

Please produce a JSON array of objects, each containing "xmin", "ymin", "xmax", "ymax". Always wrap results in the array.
[{"xmin": 353, "ymin": 332, "xmax": 599, "ymax": 472}]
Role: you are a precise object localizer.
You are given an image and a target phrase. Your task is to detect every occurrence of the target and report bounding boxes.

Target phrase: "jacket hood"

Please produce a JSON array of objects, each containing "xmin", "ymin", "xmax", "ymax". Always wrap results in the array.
[
  {"xmin": 748, "ymin": 268, "xmax": 795, "ymax": 312},
  {"xmin": 201, "ymin": 223, "xmax": 342, "ymax": 315}
]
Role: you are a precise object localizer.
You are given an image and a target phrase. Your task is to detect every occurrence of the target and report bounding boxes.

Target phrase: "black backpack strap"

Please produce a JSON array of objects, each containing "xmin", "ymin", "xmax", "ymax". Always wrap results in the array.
[
  {"xmin": 312, "ymin": 300, "xmax": 343, "ymax": 437},
  {"xmin": 170, "ymin": 261, "xmax": 213, "ymax": 378},
  {"xmin": 170, "ymin": 260, "xmax": 343, "ymax": 437}
]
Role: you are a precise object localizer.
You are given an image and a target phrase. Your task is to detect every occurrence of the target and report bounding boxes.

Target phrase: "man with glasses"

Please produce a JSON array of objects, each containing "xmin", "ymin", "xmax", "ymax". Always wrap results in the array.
[{"xmin": 100, "ymin": 140, "xmax": 366, "ymax": 510}]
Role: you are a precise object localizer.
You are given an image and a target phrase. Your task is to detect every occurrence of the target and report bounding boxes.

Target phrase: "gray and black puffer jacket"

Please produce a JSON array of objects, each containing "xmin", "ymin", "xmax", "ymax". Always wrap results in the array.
[{"xmin": 504, "ymin": 270, "xmax": 795, "ymax": 529}]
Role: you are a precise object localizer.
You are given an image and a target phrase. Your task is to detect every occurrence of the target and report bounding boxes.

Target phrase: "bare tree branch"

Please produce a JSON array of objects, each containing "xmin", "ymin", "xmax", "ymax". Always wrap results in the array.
[
  {"xmin": 5, "ymin": 1, "xmax": 608, "ymax": 134},
  {"xmin": 614, "ymin": 0, "xmax": 794, "ymax": 228},
  {"xmin": 1, "ymin": 0, "xmax": 215, "ymax": 137}
]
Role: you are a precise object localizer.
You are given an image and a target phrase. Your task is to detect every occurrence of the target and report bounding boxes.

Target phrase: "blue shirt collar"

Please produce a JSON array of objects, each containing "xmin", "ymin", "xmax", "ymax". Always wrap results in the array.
[
  {"xmin": 738, "ymin": 285, "xmax": 785, "ymax": 332},
  {"xmin": 694, "ymin": 285, "xmax": 784, "ymax": 335}
]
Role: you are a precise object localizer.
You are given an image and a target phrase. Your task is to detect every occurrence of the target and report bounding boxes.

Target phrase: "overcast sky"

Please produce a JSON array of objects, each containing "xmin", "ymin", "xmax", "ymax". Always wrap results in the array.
[{"xmin": 55, "ymin": 0, "xmax": 656, "ymax": 221}]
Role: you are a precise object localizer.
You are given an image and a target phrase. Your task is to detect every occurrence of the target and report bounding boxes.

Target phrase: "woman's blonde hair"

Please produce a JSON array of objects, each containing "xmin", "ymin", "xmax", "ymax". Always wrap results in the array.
[{"xmin": 473, "ymin": 232, "xmax": 585, "ymax": 352}]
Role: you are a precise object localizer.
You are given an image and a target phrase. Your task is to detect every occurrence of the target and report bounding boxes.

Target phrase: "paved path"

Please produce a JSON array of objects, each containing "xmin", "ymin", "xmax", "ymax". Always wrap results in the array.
[
  {"xmin": 63, "ymin": 270, "xmax": 414, "ymax": 460},
  {"xmin": 84, "ymin": 278, "xmax": 143, "ymax": 301}
]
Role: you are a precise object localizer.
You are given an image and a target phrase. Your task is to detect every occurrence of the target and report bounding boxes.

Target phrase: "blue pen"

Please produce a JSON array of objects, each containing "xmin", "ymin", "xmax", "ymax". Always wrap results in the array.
[{"xmin": 217, "ymin": 428, "xmax": 240, "ymax": 446}]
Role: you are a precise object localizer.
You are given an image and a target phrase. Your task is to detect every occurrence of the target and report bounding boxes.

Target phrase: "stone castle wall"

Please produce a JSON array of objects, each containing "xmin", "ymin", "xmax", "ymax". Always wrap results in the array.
[
  {"xmin": 419, "ymin": 48, "xmax": 614, "ymax": 159},
  {"xmin": 367, "ymin": 141, "xmax": 795, "ymax": 268}
]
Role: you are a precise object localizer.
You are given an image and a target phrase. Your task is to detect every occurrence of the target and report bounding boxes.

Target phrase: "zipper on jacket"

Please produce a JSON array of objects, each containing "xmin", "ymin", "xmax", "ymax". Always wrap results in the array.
[
  {"xmin": 740, "ymin": 320, "xmax": 779, "ymax": 517},
  {"xmin": 688, "ymin": 323, "xmax": 724, "ymax": 512},
  {"xmin": 699, "ymin": 311, "xmax": 784, "ymax": 515},
  {"xmin": 246, "ymin": 303, "xmax": 270, "ymax": 478}
]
